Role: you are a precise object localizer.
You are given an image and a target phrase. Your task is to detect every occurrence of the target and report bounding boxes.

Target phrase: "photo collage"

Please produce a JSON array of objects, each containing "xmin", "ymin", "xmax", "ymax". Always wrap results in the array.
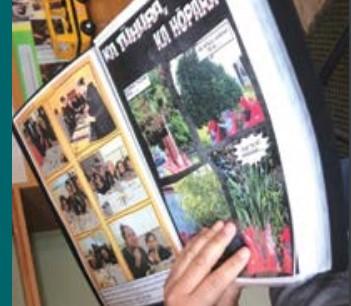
[
  {"xmin": 123, "ymin": 19, "xmax": 294, "ymax": 277},
  {"xmin": 15, "ymin": 58, "xmax": 176, "ymax": 292}
]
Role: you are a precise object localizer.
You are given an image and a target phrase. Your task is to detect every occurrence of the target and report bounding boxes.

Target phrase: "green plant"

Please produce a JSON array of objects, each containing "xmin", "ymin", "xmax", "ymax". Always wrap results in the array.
[
  {"xmin": 227, "ymin": 164, "xmax": 288, "ymax": 238},
  {"xmin": 174, "ymin": 167, "xmax": 231, "ymax": 227},
  {"xmin": 130, "ymin": 68, "xmax": 192, "ymax": 149},
  {"xmin": 177, "ymin": 51, "xmax": 243, "ymax": 127}
]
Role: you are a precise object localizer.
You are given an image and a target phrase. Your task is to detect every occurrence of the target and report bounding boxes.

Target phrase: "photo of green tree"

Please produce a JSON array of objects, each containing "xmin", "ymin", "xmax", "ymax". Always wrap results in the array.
[
  {"xmin": 176, "ymin": 50, "xmax": 243, "ymax": 128},
  {"xmin": 164, "ymin": 165, "xmax": 231, "ymax": 231},
  {"xmin": 129, "ymin": 68, "xmax": 199, "ymax": 179},
  {"xmin": 169, "ymin": 21, "xmax": 267, "ymax": 147}
]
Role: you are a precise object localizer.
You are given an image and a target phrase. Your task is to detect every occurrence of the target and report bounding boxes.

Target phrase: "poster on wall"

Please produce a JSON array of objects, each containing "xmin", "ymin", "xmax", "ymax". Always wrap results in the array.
[{"xmin": 12, "ymin": 0, "xmax": 67, "ymax": 99}]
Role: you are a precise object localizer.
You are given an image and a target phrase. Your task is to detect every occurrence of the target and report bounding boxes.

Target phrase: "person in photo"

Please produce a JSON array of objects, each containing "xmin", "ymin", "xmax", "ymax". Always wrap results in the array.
[
  {"xmin": 65, "ymin": 180, "xmax": 87, "ymax": 216},
  {"xmin": 23, "ymin": 127, "xmax": 44, "ymax": 165},
  {"xmin": 145, "ymin": 232, "xmax": 172, "ymax": 265},
  {"xmin": 114, "ymin": 157, "xmax": 136, "ymax": 181},
  {"xmin": 220, "ymin": 108, "xmax": 239, "ymax": 138},
  {"xmin": 59, "ymin": 195, "xmax": 75, "ymax": 228},
  {"xmin": 54, "ymin": 108, "xmax": 70, "ymax": 138},
  {"xmin": 77, "ymin": 78, "xmax": 115, "ymax": 140},
  {"xmin": 91, "ymin": 172, "xmax": 112, "ymax": 195},
  {"xmin": 12, "ymin": 0, "xmax": 41, "ymax": 21},
  {"xmin": 92, "ymin": 157, "xmax": 115, "ymax": 188},
  {"xmin": 81, "ymin": 139, "xmax": 148, "ymax": 217},
  {"xmin": 88, "ymin": 157, "xmax": 116, "ymax": 196},
  {"xmin": 120, "ymin": 224, "xmax": 151, "ymax": 279},
  {"xmin": 60, "ymin": 96, "xmax": 76, "ymax": 135},
  {"xmin": 86, "ymin": 242, "xmax": 123, "ymax": 288},
  {"xmin": 208, "ymin": 117, "xmax": 226, "ymax": 145},
  {"xmin": 23, "ymin": 107, "xmax": 66, "ymax": 175},
  {"xmin": 99, "ymin": 246, "xmax": 124, "ymax": 286},
  {"xmin": 239, "ymin": 96, "xmax": 265, "ymax": 129},
  {"xmin": 53, "ymin": 173, "xmax": 101, "ymax": 235},
  {"xmin": 54, "ymin": 74, "xmax": 116, "ymax": 149}
]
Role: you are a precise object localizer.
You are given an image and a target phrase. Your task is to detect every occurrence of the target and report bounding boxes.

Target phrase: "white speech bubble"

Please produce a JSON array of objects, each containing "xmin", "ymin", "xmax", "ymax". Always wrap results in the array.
[{"xmin": 234, "ymin": 133, "xmax": 269, "ymax": 165}]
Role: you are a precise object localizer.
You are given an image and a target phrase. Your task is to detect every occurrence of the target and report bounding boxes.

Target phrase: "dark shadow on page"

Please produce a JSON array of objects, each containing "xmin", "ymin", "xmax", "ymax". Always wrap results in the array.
[{"xmin": 212, "ymin": 233, "xmax": 245, "ymax": 271}]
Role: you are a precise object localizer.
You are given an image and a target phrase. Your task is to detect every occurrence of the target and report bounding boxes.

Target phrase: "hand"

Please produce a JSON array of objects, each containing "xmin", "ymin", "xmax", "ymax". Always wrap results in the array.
[{"xmin": 164, "ymin": 221, "xmax": 250, "ymax": 306}]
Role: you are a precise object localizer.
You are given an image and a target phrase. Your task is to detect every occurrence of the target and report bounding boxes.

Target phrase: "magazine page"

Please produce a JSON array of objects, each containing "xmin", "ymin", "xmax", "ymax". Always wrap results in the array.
[
  {"xmin": 13, "ymin": 50, "xmax": 181, "ymax": 306},
  {"xmin": 92, "ymin": 0, "xmax": 325, "ymax": 284}
]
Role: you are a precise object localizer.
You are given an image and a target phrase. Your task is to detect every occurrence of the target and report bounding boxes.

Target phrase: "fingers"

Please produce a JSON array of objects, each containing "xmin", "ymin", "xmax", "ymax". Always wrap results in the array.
[
  {"xmin": 192, "ymin": 247, "xmax": 250, "ymax": 305},
  {"xmin": 165, "ymin": 221, "xmax": 224, "ymax": 290},
  {"xmin": 215, "ymin": 282, "xmax": 242, "ymax": 306},
  {"xmin": 171, "ymin": 222, "xmax": 237, "ymax": 295}
]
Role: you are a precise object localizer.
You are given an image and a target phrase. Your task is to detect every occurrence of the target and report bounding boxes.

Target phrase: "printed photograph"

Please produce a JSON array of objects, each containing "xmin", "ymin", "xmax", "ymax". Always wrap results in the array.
[
  {"xmin": 211, "ymin": 134, "xmax": 294, "ymax": 277},
  {"xmin": 50, "ymin": 64, "xmax": 116, "ymax": 155},
  {"xmin": 51, "ymin": 171, "xmax": 99, "ymax": 235},
  {"xmin": 169, "ymin": 19, "xmax": 266, "ymax": 147},
  {"xmin": 125, "ymin": 70, "xmax": 199, "ymax": 179},
  {"xmin": 79, "ymin": 231, "xmax": 127, "ymax": 289},
  {"xmin": 81, "ymin": 137, "xmax": 148, "ymax": 218},
  {"xmin": 21, "ymin": 106, "xmax": 67, "ymax": 177},
  {"xmin": 12, "ymin": 0, "xmax": 43, "ymax": 22},
  {"xmin": 30, "ymin": 19, "xmax": 51, "ymax": 47},
  {"xmin": 163, "ymin": 165, "xmax": 232, "ymax": 244},
  {"xmin": 110, "ymin": 205, "xmax": 174, "ymax": 279}
]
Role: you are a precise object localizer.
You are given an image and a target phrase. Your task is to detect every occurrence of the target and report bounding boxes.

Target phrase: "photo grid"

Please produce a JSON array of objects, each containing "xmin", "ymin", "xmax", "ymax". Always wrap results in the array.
[
  {"xmin": 122, "ymin": 19, "xmax": 294, "ymax": 277},
  {"xmin": 17, "ymin": 59, "xmax": 176, "ymax": 291}
]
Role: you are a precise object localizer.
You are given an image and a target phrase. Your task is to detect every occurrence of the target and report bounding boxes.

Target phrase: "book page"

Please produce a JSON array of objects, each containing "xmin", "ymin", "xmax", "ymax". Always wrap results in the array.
[
  {"xmin": 95, "ymin": 0, "xmax": 299, "ymax": 284},
  {"xmin": 13, "ymin": 50, "xmax": 180, "ymax": 306}
]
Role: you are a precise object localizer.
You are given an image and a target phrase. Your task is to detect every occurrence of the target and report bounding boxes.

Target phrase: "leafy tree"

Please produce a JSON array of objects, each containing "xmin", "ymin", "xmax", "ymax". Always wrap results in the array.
[
  {"xmin": 130, "ymin": 69, "xmax": 192, "ymax": 148},
  {"xmin": 174, "ymin": 167, "xmax": 232, "ymax": 227},
  {"xmin": 176, "ymin": 51, "xmax": 243, "ymax": 127}
]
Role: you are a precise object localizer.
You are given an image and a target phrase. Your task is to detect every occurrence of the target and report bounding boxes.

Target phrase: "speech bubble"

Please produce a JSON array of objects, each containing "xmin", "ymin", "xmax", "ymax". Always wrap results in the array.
[{"xmin": 234, "ymin": 133, "xmax": 269, "ymax": 166}]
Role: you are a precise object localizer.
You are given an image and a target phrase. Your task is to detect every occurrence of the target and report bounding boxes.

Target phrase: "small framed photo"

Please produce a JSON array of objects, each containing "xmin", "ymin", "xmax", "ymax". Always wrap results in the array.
[
  {"xmin": 48, "ymin": 63, "xmax": 117, "ymax": 156},
  {"xmin": 80, "ymin": 137, "xmax": 148, "ymax": 218},
  {"xmin": 20, "ymin": 106, "xmax": 67, "ymax": 177},
  {"xmin": 78, "ymin": 231, "xmax": 127, "ymax": 289},
  {"xmin": 109, "ymin": 205, "xmax": 174, "ymax": 280},
  {"xmin": 51, "ymin": 170, "xmax": 100, "ymax": 235}
]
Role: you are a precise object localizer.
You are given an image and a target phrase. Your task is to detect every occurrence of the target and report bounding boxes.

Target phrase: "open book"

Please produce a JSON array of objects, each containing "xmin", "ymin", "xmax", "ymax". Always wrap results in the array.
[{"xmin": 13, "ymin": 0, "xmax": 347, "ymax": 305}]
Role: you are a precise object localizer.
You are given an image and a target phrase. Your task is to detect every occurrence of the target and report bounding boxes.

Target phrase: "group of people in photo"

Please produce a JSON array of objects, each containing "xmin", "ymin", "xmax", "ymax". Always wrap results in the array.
[
  {"xmin": 86, "ymin": 155, "xmax": 137, "ymax": 197},
  {"xmin": 23, "ymin": 107, "xmax": 66, "ymax": 172},
  {"xmin": 56, "ymin": 77, "xmax": 115, "ymax": 144},
  {"xmin": 86, "ymin": 242, "xmax": 125, "ymax": 288},
  {"xmin": 58, "ymin": 175, "xmax": 98, "ymax": 234},
  {"xmin": 120, "ymin": 224, "xmax": 173, "ymax": 279},
  {"xmin": 207, "ymin": 96, "xmax": 265, "ymax": 145}
]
